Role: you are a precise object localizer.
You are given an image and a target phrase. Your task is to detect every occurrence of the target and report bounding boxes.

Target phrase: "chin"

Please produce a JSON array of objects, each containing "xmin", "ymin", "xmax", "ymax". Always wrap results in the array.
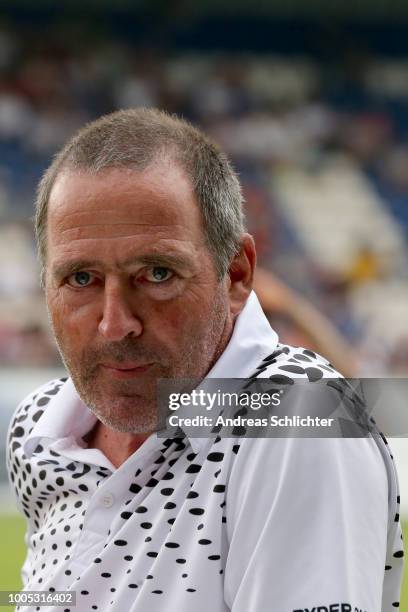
[{"xmin": 88, "ymin": 397, "xmax": 158, "ymax": 434}]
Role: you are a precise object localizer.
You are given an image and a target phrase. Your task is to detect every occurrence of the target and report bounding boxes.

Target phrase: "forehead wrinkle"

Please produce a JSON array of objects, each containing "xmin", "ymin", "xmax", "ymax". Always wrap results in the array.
[
  {"xmin": 50, "ymin": 224, "xmax": 201, "ymax": 248},
  {"xmin": 58, "ymin": 220, "xmax": 187, "ymax": 229},
  {"xmin": 58, "ymin": 222, "xmax": 189, "ymax": 238},
  {"xmin": 60, "ymin": 221, "xmax": 158, "ymax": 228},
  {"xmin": 53, "ymin": 204, "xmax": 183, "ymax": 221}
]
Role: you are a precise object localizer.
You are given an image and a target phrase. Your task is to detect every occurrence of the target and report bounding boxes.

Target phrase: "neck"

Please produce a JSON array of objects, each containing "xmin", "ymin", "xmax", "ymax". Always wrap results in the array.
[
  {"xmin": 83, "ymin": 422, "xmax": 152, "ymax": 468},
  {"xmin": 207, "ymin": 309, "xmax": 234, "ymax": 373}
]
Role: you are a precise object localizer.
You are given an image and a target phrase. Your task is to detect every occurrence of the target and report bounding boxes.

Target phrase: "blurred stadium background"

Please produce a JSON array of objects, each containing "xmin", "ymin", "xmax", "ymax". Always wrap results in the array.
[{"xmin": 0, "ymin": 1, "xmax": 407, "ymax": 607}]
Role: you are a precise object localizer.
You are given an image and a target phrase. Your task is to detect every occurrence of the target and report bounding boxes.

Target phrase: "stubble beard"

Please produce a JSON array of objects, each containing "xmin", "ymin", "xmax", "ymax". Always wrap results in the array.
[{"xmin": 53, "ymin": 288, "xmax": 231, "ymax": 435}]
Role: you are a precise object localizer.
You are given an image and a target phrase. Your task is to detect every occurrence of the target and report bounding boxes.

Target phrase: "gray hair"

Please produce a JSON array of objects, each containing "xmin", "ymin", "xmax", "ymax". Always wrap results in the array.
[{"xmin": 35, "ymin": 108, "xmax": 246, "ymax": 286}]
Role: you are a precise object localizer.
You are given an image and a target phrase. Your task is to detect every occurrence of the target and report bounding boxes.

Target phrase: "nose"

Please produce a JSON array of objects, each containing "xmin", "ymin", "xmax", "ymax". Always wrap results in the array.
[{"xmin": 98, "ymin": 281, "xmax": 143, "ymax": 341}]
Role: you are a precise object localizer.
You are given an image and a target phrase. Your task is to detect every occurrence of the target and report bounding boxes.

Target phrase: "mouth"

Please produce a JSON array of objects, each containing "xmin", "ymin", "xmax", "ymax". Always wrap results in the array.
[{"xmin": 100, "ymin": 362, "xmax": 153, "ymax": 379}]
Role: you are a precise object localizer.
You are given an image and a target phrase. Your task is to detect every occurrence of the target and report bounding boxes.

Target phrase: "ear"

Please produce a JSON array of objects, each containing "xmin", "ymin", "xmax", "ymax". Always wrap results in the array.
[{"xmin": 227, "ymin": 233, "xmax": 257, "ymax": 317}]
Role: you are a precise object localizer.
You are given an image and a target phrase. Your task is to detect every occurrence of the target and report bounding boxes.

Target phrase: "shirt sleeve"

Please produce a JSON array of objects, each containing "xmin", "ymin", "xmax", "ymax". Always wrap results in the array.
[
  {"xmin": 5, "ymin": 384, "xmax": 51, "ymax": 588},
  {"xmin": 224, "ymin": 436, "xmax": 389, "ymax": 612}
]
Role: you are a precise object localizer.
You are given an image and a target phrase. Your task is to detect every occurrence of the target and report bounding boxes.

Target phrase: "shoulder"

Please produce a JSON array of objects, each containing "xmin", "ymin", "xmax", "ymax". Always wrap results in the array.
[
  {"xmin": 6, "ymin": 377, "xmax": 66, "ymax": 520},
  {"xmin": 255, "ymin": 342, "xmax": 339, "ymax": 380},
  {"xmin": 7, "ymin": 377, "xmax": 66, "ymax": 454},
  {"xmin": 227, "ymin": 342, "xmax": 389, "ymax": 520}
]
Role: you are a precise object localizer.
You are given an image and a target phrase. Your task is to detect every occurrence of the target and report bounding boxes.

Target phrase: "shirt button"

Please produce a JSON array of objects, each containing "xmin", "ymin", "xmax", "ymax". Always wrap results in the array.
[{"xmin": 100, "ymin": 493, "xmax": 115, "ymax": 508}]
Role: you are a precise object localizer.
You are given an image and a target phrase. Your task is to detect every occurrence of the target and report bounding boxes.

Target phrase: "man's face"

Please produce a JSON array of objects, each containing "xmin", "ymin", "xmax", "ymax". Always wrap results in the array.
[{"xmin": 45, "ymin": 160, "xmax": 233, "ymax": 434}]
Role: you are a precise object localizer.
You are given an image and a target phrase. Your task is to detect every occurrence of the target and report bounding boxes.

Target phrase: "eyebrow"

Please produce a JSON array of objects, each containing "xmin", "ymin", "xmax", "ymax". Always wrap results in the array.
[{"xmin": 52, "ymin": 253, "xmax": 194, "ymax": 281}]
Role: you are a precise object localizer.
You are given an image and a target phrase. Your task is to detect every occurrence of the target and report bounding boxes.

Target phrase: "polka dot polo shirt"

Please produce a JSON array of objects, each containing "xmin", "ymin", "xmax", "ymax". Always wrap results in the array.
[{"xmin": 7, "ymin": 292, "xmax": 404, "ymax": 611}]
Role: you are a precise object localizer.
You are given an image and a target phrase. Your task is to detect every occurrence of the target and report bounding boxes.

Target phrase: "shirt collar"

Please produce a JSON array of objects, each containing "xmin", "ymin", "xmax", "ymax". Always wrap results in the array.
[
  {"xmin": 24, "ymin": 378, "xmax": 98, "ymax": 457},
  {"xmin": 182, "ymin": 290, "xmax": 278, "ymax": 452},
  {"xmin": 24, "ymin": 290, "xmax": 278, "ymax": 458}
]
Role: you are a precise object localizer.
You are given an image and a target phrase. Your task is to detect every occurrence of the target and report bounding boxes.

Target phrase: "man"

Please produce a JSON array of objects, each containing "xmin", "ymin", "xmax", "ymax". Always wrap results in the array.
[{"xmin": 7, "ymin": 109, "xmax": 403, "ymax": 611}]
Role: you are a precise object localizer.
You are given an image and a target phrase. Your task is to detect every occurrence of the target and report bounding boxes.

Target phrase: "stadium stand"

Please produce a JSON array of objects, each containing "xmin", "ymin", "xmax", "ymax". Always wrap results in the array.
[{"xmin": 0, "ymin": 17, "xmax": 407, "ymax": 375}]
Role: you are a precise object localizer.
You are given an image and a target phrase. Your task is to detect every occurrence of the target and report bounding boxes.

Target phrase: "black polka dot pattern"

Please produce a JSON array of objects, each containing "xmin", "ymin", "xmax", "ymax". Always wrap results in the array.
[{"xmin": 5, "ymin": 342, "xmax": 404, "ymax": 611}]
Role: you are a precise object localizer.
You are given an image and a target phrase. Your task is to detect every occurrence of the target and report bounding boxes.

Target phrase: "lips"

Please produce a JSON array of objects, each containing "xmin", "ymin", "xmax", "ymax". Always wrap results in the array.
[
  {"xmin": 101, "ymin": 362, "xmax": 152, "ymax": 371},
  {"xmin": 100, "ymin": 362, "xmax": 153, "ymax": 378}
]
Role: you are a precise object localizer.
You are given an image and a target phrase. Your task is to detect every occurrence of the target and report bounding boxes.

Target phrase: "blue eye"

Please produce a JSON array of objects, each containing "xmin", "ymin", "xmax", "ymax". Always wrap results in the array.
[
  {"xmin": 72, "ymin": 271, "xmax": 92, "ymax": 286},
  {"xmin": 149, "ymin": 267, "xmax": 173, "ymax": 283}
]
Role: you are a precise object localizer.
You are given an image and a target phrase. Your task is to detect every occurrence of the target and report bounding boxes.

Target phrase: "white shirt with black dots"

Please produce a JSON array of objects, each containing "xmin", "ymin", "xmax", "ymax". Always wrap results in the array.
[{"xmin": 7, "ymin": 292, "xmax": 404, "ymax": 611}]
